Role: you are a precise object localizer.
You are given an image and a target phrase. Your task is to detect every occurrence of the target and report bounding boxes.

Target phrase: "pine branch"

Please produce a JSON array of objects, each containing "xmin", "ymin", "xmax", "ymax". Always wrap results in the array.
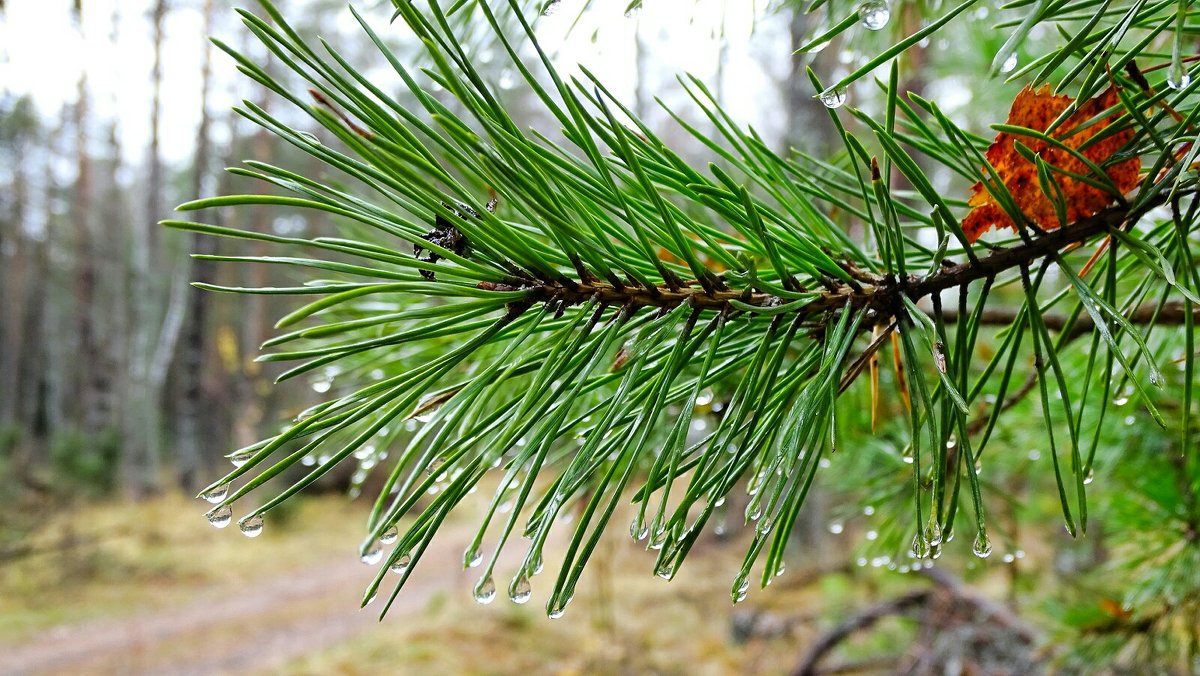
[{"xmin": 510, "ymin": 196, "xmax": 1171, "ymax": 329}]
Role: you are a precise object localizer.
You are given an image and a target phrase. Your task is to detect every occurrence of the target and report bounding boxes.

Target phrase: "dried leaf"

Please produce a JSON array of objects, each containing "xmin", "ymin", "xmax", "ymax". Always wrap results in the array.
[{"xmin": 961, "ymin": 85, "xmax": 1142, "ymax": 242}]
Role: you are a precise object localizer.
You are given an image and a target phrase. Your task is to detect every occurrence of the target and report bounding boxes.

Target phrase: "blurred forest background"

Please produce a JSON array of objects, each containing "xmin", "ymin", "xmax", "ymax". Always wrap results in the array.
[
  {"xmin": 1, "ymin": 0, "xmax": 1194, "ymax": 674},
  {"xmin": 0, "ymin": 0, "xmax": 861, "ymax": 500}
]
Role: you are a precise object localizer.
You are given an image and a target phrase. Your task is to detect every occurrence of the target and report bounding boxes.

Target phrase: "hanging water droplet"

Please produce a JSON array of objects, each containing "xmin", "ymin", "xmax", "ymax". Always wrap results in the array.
[
  {"xmin": 713, "ymin": 496, "xmax": 726, "ymax": 507},
  {"xmin": 473, "ymin": 575, "xmax": 497, "ymax": 604},
  {"xmin": 775, "ymin": 561, "xmax": 786, "ymax": 577},
  {"xmin": 540, "ymin": 0, "xmax": 561, "ymax": 15},
  {"xmin": 648, "ymin": 528, "xmax": 666, "ymax": 550},
  {"xmin": 746, "ymin": 499, "xmax": 762, "ymax": 522},
  {"xmin": 228, "ymin": 449, "xmax": 253, "ymax": 468},
  {"xmin": 912, "ymin": 533, "xmax": 930, "ymax": 559},
  {"xmin": 756, "ymin": 516, "xmax": 774, "ymax": 536},
  {"xmin": 655, "ymin": 563, "xmax": 674, "ymax": 580},
  {"xmin": 363, "ymin": 591, "xmax": 377, "ymax": 605},
  {"xmin": 828, "ymin": 521, "xmax": 844, "ymax": 534},
  {"xmin": 238, "ymin": 514, "xmax": 264, "ymax": 538},
  {"xmin": 509, "ymin": 574, "xmax": 532, "ymax": 604},
  {"xmin": 733, "ymin": 577, "xmax": 750, "ymax": 603},
  {"xmin": 380, "ymin": 526, "xmax": 398, "ymax": 545},
  {"xmin": 1113, "ymin": 394, "xmax": 1130, "ymax": 406},
  {"xmin": 1149, "ymin": 369, "xmax": 1164, "ymax": 387},
  {"xmin": 201, "ymin": 484, "xmax": 229, "ymax": 504},
  {"xmin": 530, "ymin": 554, "xmax": 544, "ymax": 576},
  {"xmin": 924, "ymin": 522, "xmax": 943, "ymax": 548},
  {"xmin": 206, "ymin": 505, "xmax": 233, "ymax": 529},
  {"xmin": 858, "ymin": 0, "xmax": 890, "ymax": 30},
  {"xmin": 817, "ymin": 87, "xmax": 847, "ymax": 109},
  {"xmin": 1167, "ymin": 68, "xmax": 1192, "ymax": 91},
  {"xmin": 972, "ymin": 531, "xmax": 992, "ymax": 558},
  {"xmin": 361, "ymin": 541, "xmax": 383, "ymax": 565},
  {"xmin": 311, "ymin": 379, "xmax": 332, "ymax": 393},
  {"xmin": 1083, "ymin": 468, "xmax": 1095, "ymax": 485},
  {"xmin": 548, "ymin": 606, "xmax": 566, "ymax": 619},
  {"xmin": 464, "ymin": 544, "xmax": 483, "ymax": 569},
  {"xmin": 623, "ymin": 3, "xmax": 641, "ymax": 18},
  {"xmin": 390, "ymin": 553, "xmax": 411, "ymax": 575},
  {"xmin": 1000, "ymin": 53, "xmax": 1018, "ymax": 74}
]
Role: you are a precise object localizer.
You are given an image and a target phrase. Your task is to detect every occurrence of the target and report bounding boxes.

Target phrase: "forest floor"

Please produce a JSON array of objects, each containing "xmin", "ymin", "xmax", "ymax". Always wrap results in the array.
[{"xmin": 0, "ymin": 493, "xmax": 940, "ymax": 675}]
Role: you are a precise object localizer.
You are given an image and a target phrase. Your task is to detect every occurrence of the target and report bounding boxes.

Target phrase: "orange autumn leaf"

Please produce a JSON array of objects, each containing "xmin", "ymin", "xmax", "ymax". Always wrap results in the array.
[{"xmin": 961, "ymin": 85, "xmax": 1142, "ymax": 243}]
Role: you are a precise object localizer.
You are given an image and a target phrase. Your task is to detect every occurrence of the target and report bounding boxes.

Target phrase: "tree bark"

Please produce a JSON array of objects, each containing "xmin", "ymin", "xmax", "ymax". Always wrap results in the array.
[{"xmin": 176, "ymin": 0, "xmax": 218, "ymax": 492}]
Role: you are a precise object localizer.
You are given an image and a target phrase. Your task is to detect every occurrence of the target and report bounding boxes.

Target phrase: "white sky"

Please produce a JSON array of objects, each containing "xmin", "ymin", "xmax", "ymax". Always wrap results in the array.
[{"xmin": 0, "ymin": 1, "xmax": 783, "ymax": 164}]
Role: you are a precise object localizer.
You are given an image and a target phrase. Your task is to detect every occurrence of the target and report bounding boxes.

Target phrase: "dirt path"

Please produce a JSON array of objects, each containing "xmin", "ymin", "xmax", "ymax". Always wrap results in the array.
[{"xmin": 0, "ymin": 535, "xmax": 472, "ymax": 676}]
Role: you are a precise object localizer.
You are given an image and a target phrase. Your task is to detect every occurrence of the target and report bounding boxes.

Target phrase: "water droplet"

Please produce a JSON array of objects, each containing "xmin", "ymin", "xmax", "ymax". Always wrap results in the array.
[
  {"xmin": 863, "ymin": 505, "xmax": 876, "ymax": 516},
  {"xmin": 630, "ymin": 519, "xmax": 649, "ymax": 541},
  {"xmin": 648, "ymin": 529, "xmax": 666, "ymax": 550},
  {"xmin": 498, "ymin": 70, "xmax": 516, "ymax": 90},
  {"xmin": 380, "ymin": 526, "xmax": 398, "ymax": 544},
  {"xmin": 713, "ymin": 496, "xmax": 726, "ymax": 507},
  {"xmin": 924, "ymin": 522, "xmax": 943, "ymax": 547},
  {"xmin": 756, "ymin": 517, "xmax": 774, "ymax": 536},
  {"xmin": 623, "ymin": 3, "xmax": 641, "ymax": 18},
  {"xmin": 865, "ymin": 529, "xmax": 878, "ymax": 541},
  {"xmin": 1002, "ymin": 553, "xmax": 1015, "ymax": 563},
  {"xmin": 300, "ymin": 454, "xmax": 316, "ymax": 466},
  {"xmin": 945, "ymin": 437, "xmax": 957, "ymax": 451},
  {"xmin": 540, "ymin": 0, "xmax": 560, "ymax": 15},
  {"xmin": 1167, "ymin": 70, "xmax": 1192, "ymax": 91},
  {"xmin": 1149, "ymin": 369, "xmax": 1164, "ymax": 387},
  {"xmin": 509, "ymin": 575, "xmax": 532, "ymax": 604},
  {"xmin": 548, "ymin": 606, "xmax": 566, "ymax": 619},
  {"xmin": 1083, "ymin": 468, "xmax": 1095, "ymax": 485},
  {"xmin": 201, "ymin": 484, "xmax": 229, "ymax": 504},
  {"xmin": 239, "ymin": 514, "xmax": 264, "ymax": 538},
  {"xmin": 655, "ymin": 563, "xmax": 674, "ymax": 580},
  {"xmin": 228, "ymin": 449, "xmax": 253, "ymax": 468},
  {"xmin": 390, "ymin": 553, "xmax": 411, "ymax": 575},
  {"xmin": 733, "ymin": 577, "xmax": 750, "ymax": 603},
  {"xmin": 530, "ymin": 554, "xmax": 544, "ymax": 576},
  {"xmin": 361, "ymin": 542, "xmax": 383, "ymax": 565},
  {"xmin": 696, "ymin": 388, "xmax": 714, "ymax": 406},
  {"xmin": 858, "ymin": 0, "xmax": 890, "ymax": 30},
  {"xmin": 1113, "ymin": 393, "xmax": 1130, "ymax": 406},
  {"xmin": 206, "ymin": 505, "xmax": 232, "ymax": 529},
  {"xmin": 1000, "ymin": 53, "xmax": 1018, "ymax": 74},
  {"xmin": 972, "ymin": 532, "xmax": 992, "ymax": 558},
  {"xmin": 828, "ymin": 521, "xmax": 844, "ymax": 534},
  {"xmin": 464, "ymin": 544, "xmax": 483, "ymax": 568},
  {"xmin": 818, "ymin": 87, "xmax": 848, "ymax": 109},
  {"xmin": 912, "ymin": 533, "xmax": 930, "ymax": 559},
  {"xmin": 473, "ymin": 575, "xmax": 497, "ymax": 604},
  {"xmin": 311, "ymin": 379, "xmax": 331, "ymax": 393},
  {"xmin": 364, "ymin": 591, "xmax": 377, "ymax": 605},
  {"xmin": 775, "ymin": 561, "xmax": 786, "ymax": 577}
]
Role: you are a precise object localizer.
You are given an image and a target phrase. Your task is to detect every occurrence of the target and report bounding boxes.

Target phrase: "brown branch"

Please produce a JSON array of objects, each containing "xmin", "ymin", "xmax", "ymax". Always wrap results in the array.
[
  {"xmin": 507, "ymin": 200, "xmax": 1159, "ymax": 329},
  {"xmin": 940, "ymin": 301, "xmax": 1200, "ymax": 341},
  {"xmin": 790, "ymin": 589, "xmax": 932, "ymax": 676}
]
